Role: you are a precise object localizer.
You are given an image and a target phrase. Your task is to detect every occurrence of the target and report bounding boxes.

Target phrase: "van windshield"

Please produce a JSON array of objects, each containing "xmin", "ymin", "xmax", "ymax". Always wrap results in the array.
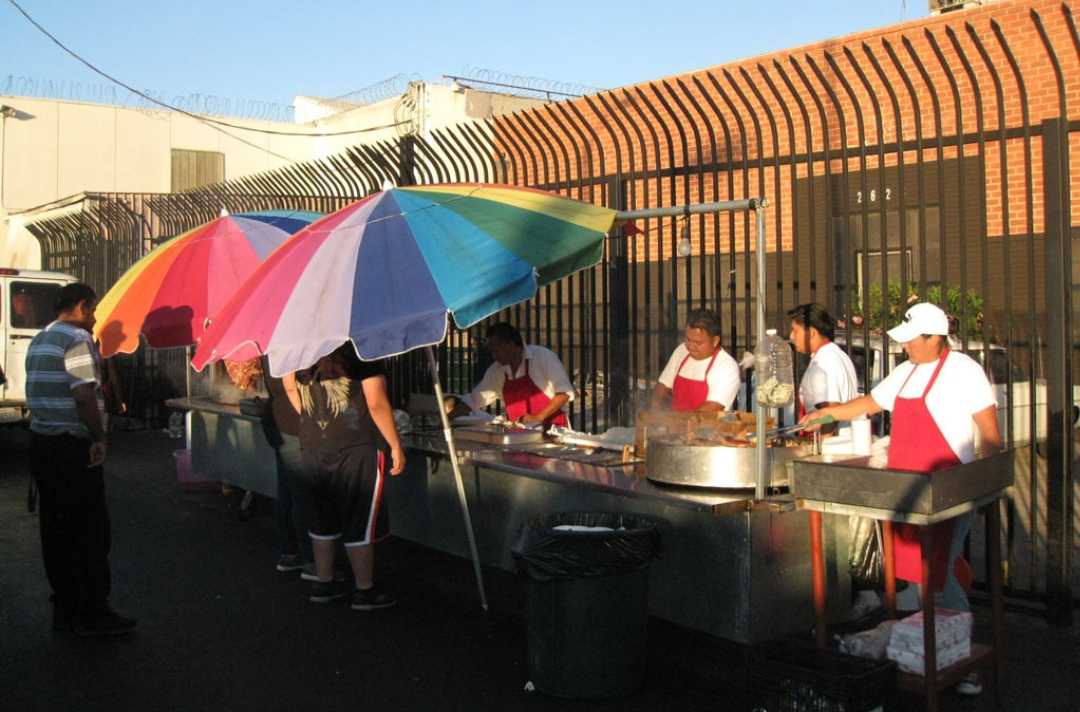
[{"xmin": 9, "ymin": 281, "xmax": 61, "ymax": 329}]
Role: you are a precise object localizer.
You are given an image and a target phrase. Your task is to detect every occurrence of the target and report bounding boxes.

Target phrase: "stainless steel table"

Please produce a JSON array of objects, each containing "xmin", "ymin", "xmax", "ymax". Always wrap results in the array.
[
  {"xmin": 397, "ymin": 432, "xmax": 853, "ymax": 644},
  {"xmin": 165, "ymin": 397, "xmax": 277, "ymax": 499},
  {"xmin": 793, "ymin": 452, "xmax": 1012, "ymax": 711}
]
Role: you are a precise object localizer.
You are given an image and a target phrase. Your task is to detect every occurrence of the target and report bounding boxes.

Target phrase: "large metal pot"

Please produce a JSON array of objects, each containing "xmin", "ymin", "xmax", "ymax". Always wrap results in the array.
[{"xmin": 645, "ymin": 437, "xmax": 813, "ymax": 489}]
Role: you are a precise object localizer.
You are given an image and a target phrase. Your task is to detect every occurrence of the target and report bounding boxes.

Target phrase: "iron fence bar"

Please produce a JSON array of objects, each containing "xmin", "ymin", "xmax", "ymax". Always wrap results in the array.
[
  {"xmin": 758, "ymin": 64, "xmax": 798, "ymax": 316},
  {"xmin": 657, "ymin": 80, "xmax": 703, "ymax": 314},
  {"xmin": 691, "ymin": 75, "xmax": 739, "ymax": 352},
  {"xmin": 742, "ymin": 67, "xmax": 785, "ymax": 331},
  {"xmin": 456, "ymin": 123, "xmax": 496, "ymax": 184},
  {"xmin": 827, "ymin": 50, "xmax": 873, "ymax": 395},
  {"xmin": 489, "ymin": 118, "xmax": 523, "ymax": 186},
  {"xmin": 950, "ymin": 25, "xmax": 992, "ymax": 382},
  {"xmin": 614, "ymin": 88, "xmax": 660, "ymax": 384},
  {"xmin": 727, "ymin": 69, "xmax": 772, "ymax": 336},
  {"xmin": 807, "ymin": 54, "xmax": 853, "ymax": 359},
  {"xmin": 564, "ymin": 99, "xmax": 607, "ymax": 432},
  {"xmin": 444, "ymin": 125, "xmax": 482, "ymax": 183},
  {"xmin": 531, "ymin": 112, "xmax": 572, "ymax": 405},
  {"xmin": 1034, "ymin": 5, "xmax": 1075, "ymax": 626},
  {"xmin": 680, "ymin": 77, "xmax": 723, "ymax": 317},
  {"xmin": 774, "ymin": 61, "xmax": 816, "ymax": 304},
  {"xmin": 927, "ymin": 30, "xmax": 971, "ymax": 351},
  {"xmin": 704, "ymin": 71, "xmax": 752, "ymax": 357},
  {"xmin": 518, "ymin": 110, "xmax": 561, "ymax": 395},
  {"xmin": 584, "ymin": 94, "xmax": 629, "ymax": 424},
  {"xmin": 906, "ymin": 35, "xmax": 946, "ymax": 302}
]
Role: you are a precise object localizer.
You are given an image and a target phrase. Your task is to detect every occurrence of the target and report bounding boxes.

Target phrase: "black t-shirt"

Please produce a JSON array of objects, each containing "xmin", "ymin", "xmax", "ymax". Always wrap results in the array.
[{"xmin": 297, "ymin": 353, "xmax": 387, "ymax": 452}]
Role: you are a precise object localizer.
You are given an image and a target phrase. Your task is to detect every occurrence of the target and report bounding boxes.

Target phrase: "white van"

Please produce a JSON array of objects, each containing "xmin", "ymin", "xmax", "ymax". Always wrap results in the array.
[{"xmin": 0, "ymin": 268, "xmax": 77, "ymax": 424}]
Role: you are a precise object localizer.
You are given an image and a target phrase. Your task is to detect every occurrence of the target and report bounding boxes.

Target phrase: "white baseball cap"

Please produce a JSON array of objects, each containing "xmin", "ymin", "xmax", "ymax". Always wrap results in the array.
[{"xmin": 887, "ymin": 302, "xmax": 951, "ymax": 343}]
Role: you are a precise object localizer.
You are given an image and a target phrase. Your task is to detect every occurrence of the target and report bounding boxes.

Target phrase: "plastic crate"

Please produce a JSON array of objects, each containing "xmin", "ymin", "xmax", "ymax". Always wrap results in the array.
[{"xmin": 748, "ymin": 640, "xmax": 897, "ymax": 712}]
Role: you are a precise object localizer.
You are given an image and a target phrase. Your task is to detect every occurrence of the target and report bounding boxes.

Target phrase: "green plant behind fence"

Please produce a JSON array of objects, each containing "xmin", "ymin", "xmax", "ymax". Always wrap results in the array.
[{"xmin": 853, "ymin": 283, "xmax": 984, "ymax": 339}]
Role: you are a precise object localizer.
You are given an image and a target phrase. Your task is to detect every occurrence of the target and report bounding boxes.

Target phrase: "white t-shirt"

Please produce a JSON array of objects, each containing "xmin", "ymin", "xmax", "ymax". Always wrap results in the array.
[
  {"xmin": 465, "ymin": 344, "xmax": 576, "ymax": 411},
  {"xmin": 871, "ymin": 350, "xmax": 996, "ymax": 464},
  {"xmin": 800, "ymin": 341, "xmax": 859, "ymax": 410},
  {"xmin": 658, "ymin": 344, "xmax": 741, "ymax": 409}
]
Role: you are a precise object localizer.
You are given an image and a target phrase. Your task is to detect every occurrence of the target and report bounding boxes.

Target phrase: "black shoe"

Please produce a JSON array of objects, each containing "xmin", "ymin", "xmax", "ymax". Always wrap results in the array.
[
  {"xmin": 275, "ymin": 553, "xmax": 304, "ymax": 572},
  {"xmin": 350, "ymin": 585, "xmax": 396, "ymax": 611},
  {"xmin": 74, "ymin": 611, "xmax": 137, "ymax": 637},
  {"xmin": 309, "ymin": 580, "xmax": 348, "ymax": 604}
]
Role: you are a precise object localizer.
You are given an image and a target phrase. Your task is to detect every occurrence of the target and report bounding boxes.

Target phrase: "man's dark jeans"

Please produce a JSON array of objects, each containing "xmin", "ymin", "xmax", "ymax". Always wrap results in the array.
[{"xmin": 30, "ymin": 432, "xmax": 112, "ymax": 621}]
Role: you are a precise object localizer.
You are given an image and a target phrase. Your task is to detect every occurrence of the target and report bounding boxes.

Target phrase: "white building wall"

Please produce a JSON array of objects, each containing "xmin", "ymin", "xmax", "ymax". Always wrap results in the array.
[{"xmin": 0, "ymin": 84, "xmax": 545, "ymax": 269}]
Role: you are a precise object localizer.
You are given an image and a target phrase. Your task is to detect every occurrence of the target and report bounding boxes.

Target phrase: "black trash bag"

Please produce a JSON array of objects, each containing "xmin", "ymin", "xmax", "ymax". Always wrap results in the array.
[{"xmin": 511, "ymin": 511, "xmax": 662, "ymax": 582}]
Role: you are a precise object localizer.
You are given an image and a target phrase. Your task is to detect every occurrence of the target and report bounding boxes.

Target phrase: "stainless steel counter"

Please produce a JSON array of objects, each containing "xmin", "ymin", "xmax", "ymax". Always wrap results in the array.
[
  {"xmin": 394, "ymin": 431, "xmax": 852, "ymax": 644},
  {"xmin": 165, "ymin": 397, "xmax": 276, "ymax": 497},
  {"xmin": 404, "ymin": 431, "xmax": 754, "ymax": 515}
]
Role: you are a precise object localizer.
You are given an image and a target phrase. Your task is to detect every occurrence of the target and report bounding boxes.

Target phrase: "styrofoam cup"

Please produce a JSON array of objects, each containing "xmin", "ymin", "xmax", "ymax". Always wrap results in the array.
[{"xmin": 852, "ymin": 419, "xmax": 873, "ymax": 456}]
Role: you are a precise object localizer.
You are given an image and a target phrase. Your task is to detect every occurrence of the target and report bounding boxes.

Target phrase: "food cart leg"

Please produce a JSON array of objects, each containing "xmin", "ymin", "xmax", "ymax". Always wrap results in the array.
[
  {"xmin": 989, "ymin": 500, "xmax": 1004, "ymax": 705},
  {"xmin": 882, "ymin": 519, "xmax": 897, "ymax": 617},
  {"xmin": 920, "ymin": 525, "xmax": 939, "ymax": 712},
  {"xmin": 808, "ymin": 510, "xmax": 827, "ymax": 649}
]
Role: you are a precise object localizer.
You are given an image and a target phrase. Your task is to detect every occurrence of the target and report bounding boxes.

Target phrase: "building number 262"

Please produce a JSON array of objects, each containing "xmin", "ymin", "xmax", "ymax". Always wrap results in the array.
[{"xmin": 855, "ymin": 188, "xmax": 892, "ymax": 204}]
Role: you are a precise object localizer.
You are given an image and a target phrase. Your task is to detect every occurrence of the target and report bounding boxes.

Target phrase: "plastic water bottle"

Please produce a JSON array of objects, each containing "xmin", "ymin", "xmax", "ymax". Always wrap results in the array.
[
  {"xmin": 168, "ymin": 412, "xmax": 184, "ymax": 439},
  {"xmin": 754, "ymin": 328, "xmax": 794, "ymax": 408}
]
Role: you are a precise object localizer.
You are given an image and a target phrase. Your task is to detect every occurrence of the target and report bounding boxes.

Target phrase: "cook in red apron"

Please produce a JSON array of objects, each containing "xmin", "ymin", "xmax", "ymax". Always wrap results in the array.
[
  {"xmin": 502, "ymin": 359, "xmax": 569, "ymax": 428},
  {"xmin": 887, "ymin": 349, "xmax": 969, "ymax": 591},
  {"xmin": 671, "ymin": 349, "xmax": 721, "ymax": 412}
]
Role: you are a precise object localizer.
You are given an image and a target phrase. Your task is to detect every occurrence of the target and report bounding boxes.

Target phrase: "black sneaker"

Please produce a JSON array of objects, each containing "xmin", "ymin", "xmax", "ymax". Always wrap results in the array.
[
  {"xmin": 350, "ymin": 586, "xmax": 396, "ymax": 611},
  {"xmin": 309, "ymin": 580, "xmax": 348, "ymax": 604},
  {"xmin": 74, "ymin": 611, "xmax": 137, "ymax": 637},
  {"xmin": 275, "ymin": 553, "xmax": 304, "ymax": 572}
]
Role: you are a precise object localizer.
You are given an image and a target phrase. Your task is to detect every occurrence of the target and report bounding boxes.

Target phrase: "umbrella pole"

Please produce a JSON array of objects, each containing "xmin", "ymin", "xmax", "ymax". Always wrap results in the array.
[{"xmin": 425, "ymin": 346, "xmax": 489, "ymax": 612}]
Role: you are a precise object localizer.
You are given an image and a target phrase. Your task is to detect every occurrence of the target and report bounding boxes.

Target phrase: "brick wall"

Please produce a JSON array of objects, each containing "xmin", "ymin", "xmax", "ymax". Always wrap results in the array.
[{"xmin": 491, "ymin": 0, "xmax": 1079, "ymax": 264}]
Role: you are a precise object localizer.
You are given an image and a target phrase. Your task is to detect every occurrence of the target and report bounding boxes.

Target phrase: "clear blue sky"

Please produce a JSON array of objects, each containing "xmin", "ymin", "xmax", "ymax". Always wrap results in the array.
[{"xmin": 2, "ymin": 0, "xmax": 920, "ymax": 115}]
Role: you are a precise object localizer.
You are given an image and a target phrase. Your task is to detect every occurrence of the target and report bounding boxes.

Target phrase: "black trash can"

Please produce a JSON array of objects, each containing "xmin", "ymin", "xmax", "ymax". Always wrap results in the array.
[{"xmin": 511, "ymin": 511, "xmax": 662, "ymax": 699}]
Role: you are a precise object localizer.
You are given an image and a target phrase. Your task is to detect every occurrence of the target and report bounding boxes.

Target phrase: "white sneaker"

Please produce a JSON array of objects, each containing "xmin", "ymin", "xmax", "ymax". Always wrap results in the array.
[{"xmin": 956, "ymin": 672, "xmax": 983, "ymax": 696}]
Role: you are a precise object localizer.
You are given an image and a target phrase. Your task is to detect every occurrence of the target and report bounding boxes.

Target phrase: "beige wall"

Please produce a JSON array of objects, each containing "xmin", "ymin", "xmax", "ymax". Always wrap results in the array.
[{"xmin": 0, "ymin": 83, "xmax": 544, "ymax": 268}]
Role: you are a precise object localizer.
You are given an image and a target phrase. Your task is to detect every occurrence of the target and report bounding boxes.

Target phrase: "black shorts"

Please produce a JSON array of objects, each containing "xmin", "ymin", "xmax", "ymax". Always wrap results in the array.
[{"xmin": 300, "ymin": 445, "xmax": 389, "ymax": 547}]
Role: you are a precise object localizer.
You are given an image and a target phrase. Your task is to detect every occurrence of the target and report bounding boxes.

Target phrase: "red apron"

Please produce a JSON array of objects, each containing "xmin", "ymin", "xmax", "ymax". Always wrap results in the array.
[
  {"xmin": 887, "ymin": 350, "xmax": 961, "ymax": 589},
  {"xmin": 503, "ymin": 359, "xmax": 569, "ymax": 427},
  {"xmin": 671, "ymin": 349, "xmax": 721, "ymax": 412}
]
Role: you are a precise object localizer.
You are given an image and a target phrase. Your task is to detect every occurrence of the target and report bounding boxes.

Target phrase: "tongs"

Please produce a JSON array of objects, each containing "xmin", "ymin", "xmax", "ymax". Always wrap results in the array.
[{"xmin": 760, "ymin": 415, "xmax": 836, "ymax": 440}]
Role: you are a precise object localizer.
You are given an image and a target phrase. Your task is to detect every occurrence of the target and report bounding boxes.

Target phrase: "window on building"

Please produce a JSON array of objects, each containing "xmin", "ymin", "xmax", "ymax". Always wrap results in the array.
[{"xmin": 171, "ymin": 149, "xmax": 225, "ymax": 192}]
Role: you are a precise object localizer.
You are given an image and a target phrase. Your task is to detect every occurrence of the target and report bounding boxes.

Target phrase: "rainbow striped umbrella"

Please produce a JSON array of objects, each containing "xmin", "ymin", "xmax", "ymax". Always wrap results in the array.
[
  {"xmin": 191, "ymin": 185, "xmax": 618, "ymax": 377},
  {"xmin": 190, "ymin": 185, "xmax": 618, "ymax": 613},
  {"xmin": 94, "ymin": 210, "xmax": 319, "ymax": 357}
]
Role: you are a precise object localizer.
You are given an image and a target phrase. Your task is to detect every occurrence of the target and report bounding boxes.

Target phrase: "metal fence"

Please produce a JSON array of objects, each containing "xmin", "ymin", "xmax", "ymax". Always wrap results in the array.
[{"xmin": 27, "ymin": 3, "xmax": 1077, "ymax": 620}]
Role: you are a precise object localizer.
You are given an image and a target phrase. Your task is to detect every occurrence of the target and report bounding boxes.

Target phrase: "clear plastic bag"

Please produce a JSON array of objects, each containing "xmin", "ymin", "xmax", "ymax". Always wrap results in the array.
[{"xmin": 848, "ymin": 516, "xmax": 884, "ymax": 589}]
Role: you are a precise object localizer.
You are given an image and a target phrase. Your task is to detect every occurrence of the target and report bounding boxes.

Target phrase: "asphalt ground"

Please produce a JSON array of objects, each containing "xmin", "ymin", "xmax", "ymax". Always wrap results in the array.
[{"xmin": 1, "ymin": 427, "xmax": 1077, "ymax": 712}]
